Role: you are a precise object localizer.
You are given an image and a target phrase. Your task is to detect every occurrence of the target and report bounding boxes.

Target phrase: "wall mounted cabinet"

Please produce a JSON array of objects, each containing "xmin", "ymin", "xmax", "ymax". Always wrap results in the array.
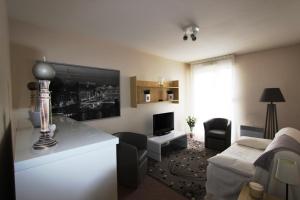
[{"xmin": 130, "ymin": 76, "xmax": 179, "ymax": 108}]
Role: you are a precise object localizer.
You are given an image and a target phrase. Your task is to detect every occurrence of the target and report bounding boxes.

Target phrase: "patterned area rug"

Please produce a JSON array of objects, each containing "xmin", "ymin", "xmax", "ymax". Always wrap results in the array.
[{"xmin": 148, "ymin": 139, "xmax": 219, "ymax": 200}]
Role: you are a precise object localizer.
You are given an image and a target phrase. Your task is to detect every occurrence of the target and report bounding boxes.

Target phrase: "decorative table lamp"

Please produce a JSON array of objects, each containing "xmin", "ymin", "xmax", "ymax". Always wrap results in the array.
[
  {"xmin": 32, "ymin": 59, "xmax": 57, "ymax": 150},
  {"xmin": 275, "ymin": 158, "xmax": 300, "ymax": 200},
  {"xmin": 260, "ymin": 88, "xmax": 285, "ymax": 139}
]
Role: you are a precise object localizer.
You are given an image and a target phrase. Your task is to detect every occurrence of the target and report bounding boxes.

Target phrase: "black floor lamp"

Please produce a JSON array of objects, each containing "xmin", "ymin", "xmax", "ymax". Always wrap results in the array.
[{"xmin": 260, "ymin": 88, "xmax": 285, "ymax": 139}]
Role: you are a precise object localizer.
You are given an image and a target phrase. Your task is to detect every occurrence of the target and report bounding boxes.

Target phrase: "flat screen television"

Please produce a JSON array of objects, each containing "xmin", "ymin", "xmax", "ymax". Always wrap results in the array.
[{"xmin": 153, "ymin": 112, "xmax": 174, "ymax": 136}]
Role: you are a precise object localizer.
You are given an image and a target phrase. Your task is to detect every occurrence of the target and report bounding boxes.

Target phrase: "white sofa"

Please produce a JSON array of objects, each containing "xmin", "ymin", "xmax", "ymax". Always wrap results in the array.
[{"xmin": 205, "ymin": 127, "xmax": 300, "ymax": 200}]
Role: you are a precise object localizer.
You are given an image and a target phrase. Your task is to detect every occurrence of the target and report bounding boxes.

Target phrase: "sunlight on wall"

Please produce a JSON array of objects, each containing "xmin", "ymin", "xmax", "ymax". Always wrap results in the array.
[{"xmin": 191, "ymin": 58, "xmax": 235, "ymax": 142}]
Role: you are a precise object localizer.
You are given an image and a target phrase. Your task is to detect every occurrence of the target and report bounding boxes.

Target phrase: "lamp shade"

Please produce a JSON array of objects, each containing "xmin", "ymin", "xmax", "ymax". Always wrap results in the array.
[
  {"xmin": 275, "ymin": 159, "xmax": 300, "ymax": 185},
  {"xmin": 260, "ymin": 88, "xmax": 285, "ymax": 102},
  {"xmin": 32, "ymin": 61, "xmax": 56, "ymax": 80}
]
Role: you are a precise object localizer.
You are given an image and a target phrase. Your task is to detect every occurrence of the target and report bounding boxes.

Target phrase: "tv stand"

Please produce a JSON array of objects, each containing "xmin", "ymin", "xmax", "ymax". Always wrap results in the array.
[
  {"xmin": 156, "ymin": 131, "xmax": 171, "ymax": 136},
  {"xmin": 147, "ymin": 131, "xmax": 187, "ymax": 161}
]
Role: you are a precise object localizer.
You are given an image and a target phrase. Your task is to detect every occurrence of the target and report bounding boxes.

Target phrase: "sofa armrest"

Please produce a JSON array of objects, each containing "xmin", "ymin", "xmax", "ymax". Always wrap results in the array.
[
  {"xmin": 226, "ymin": 121, "xmax": 232, "ymax": 143},
  {"xmin": 117, "ymin": 142, "xmax": 138, "ymax": 166},
  {"xmin": 117, "ymin": 142, "xmax": 139, "ymax": 185}
]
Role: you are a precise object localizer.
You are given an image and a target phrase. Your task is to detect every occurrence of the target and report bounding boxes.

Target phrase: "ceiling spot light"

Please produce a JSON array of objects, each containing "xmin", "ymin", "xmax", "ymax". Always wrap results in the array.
[
  {"xmin": 191, "ymin": 34, "xmax": 196, "ymax": 41},
  {"xmin": 183, "ymin": 25, "xmax": 199, "ymax": 41},
  {"xmin": 183, "ymin": 34, "xmax": 188, "ymax": 41}
]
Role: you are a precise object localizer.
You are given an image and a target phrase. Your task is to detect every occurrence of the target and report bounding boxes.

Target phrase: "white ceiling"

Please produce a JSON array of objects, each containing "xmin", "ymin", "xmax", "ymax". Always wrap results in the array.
[{"xmin": 7, "ymin": 0, "xmax": 300, "ymax": 62}]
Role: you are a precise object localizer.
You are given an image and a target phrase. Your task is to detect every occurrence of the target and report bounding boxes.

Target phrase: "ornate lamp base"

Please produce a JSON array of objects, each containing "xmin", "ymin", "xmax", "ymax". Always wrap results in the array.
[{"xmin": 33, "ymin": 132, "xmax": 57, "ymax": 150}]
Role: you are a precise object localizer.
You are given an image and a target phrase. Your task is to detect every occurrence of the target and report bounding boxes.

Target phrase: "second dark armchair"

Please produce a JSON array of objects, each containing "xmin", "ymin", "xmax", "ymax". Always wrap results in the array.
[
  {"xmin": 204, "ymin": 118, "xmax": 231, "ymax": 151},
  {"xmin": 114, "ymin": 132, "xmax": 148, "ymax": 188}
]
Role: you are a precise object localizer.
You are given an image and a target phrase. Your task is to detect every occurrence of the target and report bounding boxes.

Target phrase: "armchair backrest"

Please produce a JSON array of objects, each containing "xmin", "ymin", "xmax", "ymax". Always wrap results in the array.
[
  {"xmin": 212, "ymin": 118, "xmax": 231, "ymax": 130},
  {"xmin": 114, "ymin": 132, "xmax": 147, "ymax": 150}
]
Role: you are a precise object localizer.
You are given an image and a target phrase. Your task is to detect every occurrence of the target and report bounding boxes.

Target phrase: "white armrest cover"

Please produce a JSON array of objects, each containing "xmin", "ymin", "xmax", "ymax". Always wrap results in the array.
[
  {"xmin": 236, "ymin": 136, "xmax": 272, "ymax": 150},
  {"xmin": 275, "ymin": 127, "xmax": 300, "ymax": 144},
  {"xmin": 208, "ymin": 154, "xmax": 255, "ymax": 177}
]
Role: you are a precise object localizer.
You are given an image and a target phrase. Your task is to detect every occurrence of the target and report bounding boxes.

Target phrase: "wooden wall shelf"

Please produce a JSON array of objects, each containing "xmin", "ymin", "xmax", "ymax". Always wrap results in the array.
[{"xmin": 130, "ymin": 76, "xmax": 179, "ymax": 108}]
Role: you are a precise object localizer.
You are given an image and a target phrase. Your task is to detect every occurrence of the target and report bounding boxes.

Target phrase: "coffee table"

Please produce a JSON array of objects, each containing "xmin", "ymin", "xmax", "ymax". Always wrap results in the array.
[{"xmin": 147, "ymin": 131, "xmax": 187, "ymax": 161}]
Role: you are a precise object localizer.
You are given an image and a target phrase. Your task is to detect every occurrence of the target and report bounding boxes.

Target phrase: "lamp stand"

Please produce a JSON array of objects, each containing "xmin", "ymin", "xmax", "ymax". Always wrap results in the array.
[
  {"xmin": 33, "ymin": 80, "xmax": 57, "ymax": 150},
  {"xmin": 264, "ymin": 102, "xmax": 278, "ymax": 139},
  {"xmin": 286, "ymin": 183, "xmax": 288, "ymax": 200}
]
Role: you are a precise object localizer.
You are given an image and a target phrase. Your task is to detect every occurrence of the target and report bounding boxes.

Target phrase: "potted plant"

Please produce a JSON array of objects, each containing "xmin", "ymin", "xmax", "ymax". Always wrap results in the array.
[{"xmin": 186, "ymin": 116, "xmax": 196, "ymax": 138}]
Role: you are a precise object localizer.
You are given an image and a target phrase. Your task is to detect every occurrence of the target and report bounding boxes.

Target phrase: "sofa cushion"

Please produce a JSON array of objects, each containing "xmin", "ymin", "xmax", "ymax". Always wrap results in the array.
[
  {"xmin": 236, "ymin": 136, "xmax": 272, "ymax": 150},
  {"xmin": 208, "ymin": 129, "xmax": 226, "ymax": 139},
  {"xmin": 208, "ymin": 154, "xmax": 255, "ymax": 177}
]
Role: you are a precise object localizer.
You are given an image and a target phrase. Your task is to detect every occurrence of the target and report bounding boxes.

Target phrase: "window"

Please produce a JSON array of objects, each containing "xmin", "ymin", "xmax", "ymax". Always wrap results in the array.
[{"xmin": 190, "ymin": 58, "xmax": 235, "ymax": 142}]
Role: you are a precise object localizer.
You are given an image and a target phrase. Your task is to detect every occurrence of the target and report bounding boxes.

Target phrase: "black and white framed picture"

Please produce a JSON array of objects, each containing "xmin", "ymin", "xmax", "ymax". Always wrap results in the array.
[{"xmin": 48, "ymin": 62, "xmax": 120, "ymax": 121}]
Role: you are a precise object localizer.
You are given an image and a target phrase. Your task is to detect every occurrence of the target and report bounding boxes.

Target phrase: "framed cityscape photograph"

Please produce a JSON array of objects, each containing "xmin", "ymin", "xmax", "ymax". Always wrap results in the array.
[{"xmin": 48, "ymin": 62, "xmax": 120, "ymax": 121}]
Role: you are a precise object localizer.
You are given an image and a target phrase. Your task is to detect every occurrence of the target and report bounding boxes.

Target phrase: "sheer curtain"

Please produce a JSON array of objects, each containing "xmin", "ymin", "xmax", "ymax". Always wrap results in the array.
[{"xmin": 191, "ymin": 58, "xmax": 236, "ymax": 142}]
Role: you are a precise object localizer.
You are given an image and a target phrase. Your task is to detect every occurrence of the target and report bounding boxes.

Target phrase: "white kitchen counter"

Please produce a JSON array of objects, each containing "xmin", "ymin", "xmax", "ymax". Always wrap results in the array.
[{"xmin": 14, "ymin": 115, "xmax": 119, "ymax": 200}]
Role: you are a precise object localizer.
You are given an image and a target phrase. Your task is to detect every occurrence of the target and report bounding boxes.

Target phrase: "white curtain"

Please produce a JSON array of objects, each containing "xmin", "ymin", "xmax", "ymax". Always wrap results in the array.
[{"xmin": 191, "ymin": 57, "xmax": 236, "ymax": 142}]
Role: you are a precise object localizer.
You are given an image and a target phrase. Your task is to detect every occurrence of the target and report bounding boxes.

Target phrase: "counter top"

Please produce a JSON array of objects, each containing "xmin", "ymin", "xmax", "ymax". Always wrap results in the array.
[{"xmin": 14, "ymin": 116, "xmax": 118, "ymax": 172}]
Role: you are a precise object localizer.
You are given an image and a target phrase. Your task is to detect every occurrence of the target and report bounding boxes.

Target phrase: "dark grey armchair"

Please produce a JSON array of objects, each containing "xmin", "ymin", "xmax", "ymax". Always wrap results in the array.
[
  {"xmin": 204, "ymin": 118, "xmax": 231, "ymax": 151},
  {"xmin": 114, "ymin": 132, "xmax": 148, "ymax": 188}
]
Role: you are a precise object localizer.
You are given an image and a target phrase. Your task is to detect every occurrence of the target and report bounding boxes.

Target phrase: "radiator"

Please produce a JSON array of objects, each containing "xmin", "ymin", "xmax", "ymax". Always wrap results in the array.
[{"xmin": 240, "ymin": 125, "xmax": 264, "ymax": 138}]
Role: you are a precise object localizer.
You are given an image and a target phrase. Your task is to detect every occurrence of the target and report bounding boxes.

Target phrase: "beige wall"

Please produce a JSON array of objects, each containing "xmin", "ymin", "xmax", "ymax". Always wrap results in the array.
[
  {"xmin": 9, "ymin": 19, "xmax": 188, "ymax": 135},
  {"xmin": 0, "ymin": 0, "xmax": 12, "ymax": 130},
  {"xmin": 0, "ymin": 0, "xmax": 15, "ymax": 198},
  {"xmin": 9, "ymin": 19, "xmax": 300, "ymax": 138},
  {"xmin": 235, "ymin": 44, "xmax": 300, "ymax": 131}
]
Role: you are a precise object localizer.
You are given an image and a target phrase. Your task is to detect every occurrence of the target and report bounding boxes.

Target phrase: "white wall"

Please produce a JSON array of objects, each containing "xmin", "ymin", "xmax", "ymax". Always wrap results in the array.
[
  {"xmin": 10, "ymin": 18, "xmax": 300, "ymax": 140},
  {"xmin": 188, "ymin": 44, "xmax": 300, "ymax": 140},
  {"xmin": 0, "ymin": 0, "xmax": 15, "ymax": 198},
  {"xmin": 9, "ymin": 19, "xmax": 189, "ymax": 135}
]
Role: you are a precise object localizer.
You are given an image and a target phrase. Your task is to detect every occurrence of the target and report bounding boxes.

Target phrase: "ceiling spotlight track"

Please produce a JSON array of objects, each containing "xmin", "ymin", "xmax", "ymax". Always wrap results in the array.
[{"xmin": 183, "ymin": 25, "xmax": 199, "ymax": 41}]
